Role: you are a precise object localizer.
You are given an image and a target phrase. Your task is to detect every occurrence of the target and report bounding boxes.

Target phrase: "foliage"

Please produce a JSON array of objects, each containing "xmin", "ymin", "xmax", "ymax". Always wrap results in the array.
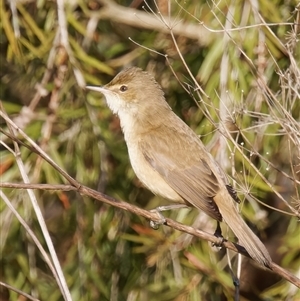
[{"xmin": 0, "ymin": 0, "xmax": 299, "ymax": 300}]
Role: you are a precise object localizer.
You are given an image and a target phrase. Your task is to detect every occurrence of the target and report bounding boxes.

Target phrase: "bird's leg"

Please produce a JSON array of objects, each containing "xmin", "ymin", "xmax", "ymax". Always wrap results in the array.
[
  {"xmin": 212, "ymin": 221, "xmax": 226, "ymax": 247},
  {"xmin": 149, "ymin": 204, "xmax": 188, "ymax": 229}
]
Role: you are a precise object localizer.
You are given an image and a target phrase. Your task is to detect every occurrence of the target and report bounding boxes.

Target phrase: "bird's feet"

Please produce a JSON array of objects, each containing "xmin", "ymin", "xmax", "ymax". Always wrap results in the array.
[
  {"xmin": 150, "ymin": 207, "xmax": 167, "ymax": 229},
  {"xmin": 212, "ymin": 222, "xmax": 226, "ymax": 248},
  {"xmin": 149, "ymin": 204, "xmax": 187, "ymax": 229}
]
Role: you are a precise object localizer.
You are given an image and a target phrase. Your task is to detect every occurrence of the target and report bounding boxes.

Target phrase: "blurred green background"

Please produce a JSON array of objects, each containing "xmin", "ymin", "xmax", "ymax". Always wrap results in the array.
[{"xmin": 0, "ymin": 0, "xmax": 299, "ymax": 300}]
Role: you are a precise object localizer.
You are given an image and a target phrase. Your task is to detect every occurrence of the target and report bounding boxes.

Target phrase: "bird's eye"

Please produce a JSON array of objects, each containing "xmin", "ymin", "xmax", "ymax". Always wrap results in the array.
[{"xmin": 120, "ymin": 85, "xmax": 128, "ymax": 92}]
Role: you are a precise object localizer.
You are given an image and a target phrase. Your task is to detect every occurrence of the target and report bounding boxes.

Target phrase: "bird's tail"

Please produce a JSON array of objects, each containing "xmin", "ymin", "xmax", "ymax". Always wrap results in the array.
[{"xmin": 214, "ymin": 189, "xmax": 272, "ymax": 267}]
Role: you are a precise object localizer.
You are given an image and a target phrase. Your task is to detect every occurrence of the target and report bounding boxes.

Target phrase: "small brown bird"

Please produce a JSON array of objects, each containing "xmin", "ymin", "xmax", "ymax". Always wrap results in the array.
[{"xmin": 86, "ymin": 67, "xmax": 272, "ymax": 267}]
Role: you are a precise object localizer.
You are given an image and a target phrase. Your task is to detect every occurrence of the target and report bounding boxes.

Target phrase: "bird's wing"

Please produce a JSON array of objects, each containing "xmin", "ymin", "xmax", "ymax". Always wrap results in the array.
[
  {"xmin": 140, "ymin": 129, "xmax": 222, "ymax": 221},
  {"xmin": 140, "ymin": 125, "xmax": 272, "ymax": 267}
]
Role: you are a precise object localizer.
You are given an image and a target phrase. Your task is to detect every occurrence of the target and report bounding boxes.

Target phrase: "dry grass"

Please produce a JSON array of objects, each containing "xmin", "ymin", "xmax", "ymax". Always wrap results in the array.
[{"xmin": 0, "ymin": 0, "xmax": 299, "ymax": 300}]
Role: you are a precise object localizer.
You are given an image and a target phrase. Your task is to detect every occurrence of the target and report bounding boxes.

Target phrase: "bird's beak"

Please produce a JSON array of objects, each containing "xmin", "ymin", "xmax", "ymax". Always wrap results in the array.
[{"xmin": 86, "ymin": 86, "xmax": 107, "ymax": 93}]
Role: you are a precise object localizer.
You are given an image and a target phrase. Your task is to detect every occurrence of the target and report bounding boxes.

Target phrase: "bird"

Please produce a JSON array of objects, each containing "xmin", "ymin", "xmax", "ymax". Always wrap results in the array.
[{"xmin": 86, "ymin": 67, "xmax": 272, "ymax": 267}]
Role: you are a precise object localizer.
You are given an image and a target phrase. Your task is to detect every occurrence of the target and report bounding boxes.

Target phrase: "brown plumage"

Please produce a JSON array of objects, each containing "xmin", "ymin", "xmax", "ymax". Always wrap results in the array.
[{"xmin": 86, "ymin": 67, "xmax": 272, "ymax": 267}]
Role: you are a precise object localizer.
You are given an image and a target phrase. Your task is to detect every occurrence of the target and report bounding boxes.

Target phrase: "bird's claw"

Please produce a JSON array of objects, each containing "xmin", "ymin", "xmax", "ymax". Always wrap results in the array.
[
  {"xmin": 212, "ymin": 222, "xmax": 225, "ymax": 248},
  {"xmin": 150, "ymin": 207, "xmax": 167, "ymax": 230},
  {"xmin": 212, "ymin": 236, "xmax": 225, "ymax": 248}
]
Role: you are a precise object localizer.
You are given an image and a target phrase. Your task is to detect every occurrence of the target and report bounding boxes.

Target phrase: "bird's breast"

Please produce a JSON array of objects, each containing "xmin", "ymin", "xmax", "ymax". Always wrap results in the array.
[{"xmin": 126, "ymin": 139, "xmax": 183, "ymax": 202}]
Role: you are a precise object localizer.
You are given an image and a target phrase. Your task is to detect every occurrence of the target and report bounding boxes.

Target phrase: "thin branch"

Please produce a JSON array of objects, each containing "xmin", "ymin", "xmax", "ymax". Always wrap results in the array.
[
  {"xmin": 0, "ymin": 191, "xmax": 59, "ymax": 290},
  {"xmin": 1, "ymin": 181, "xmax": 299, "ymax": 288},
  {"xmin": 0, "ymin": 281, "xmax": 40, "ymax": 301},
  {"xmin": 90, "ymin": 0, "xmax": 213, "ymax": 45},
  {"xmin": 1, "ymin": 104, "xmax": 72, "ymax": 301}
]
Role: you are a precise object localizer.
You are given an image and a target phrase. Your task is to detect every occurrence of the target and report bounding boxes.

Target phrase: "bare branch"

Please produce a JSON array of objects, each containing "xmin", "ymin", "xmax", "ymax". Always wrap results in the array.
[
  {"xmin": 1, "ymin": 181, "xmax": 299, "ymax": 288},
  {"xmin": 89, "ymin": 0, "xmax": 213, "ymax": 45}
]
